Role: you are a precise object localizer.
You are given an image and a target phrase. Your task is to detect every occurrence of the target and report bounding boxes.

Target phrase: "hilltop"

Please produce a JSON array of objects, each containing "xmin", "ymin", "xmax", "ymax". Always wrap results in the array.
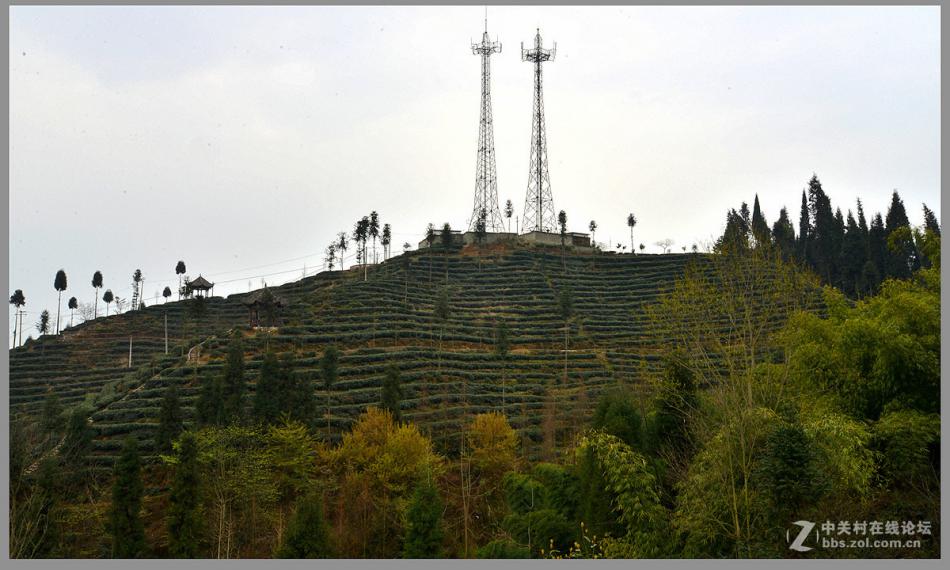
[{"xmin": 10, "ymin": 244, "xmax": 706, "ymax": 468}]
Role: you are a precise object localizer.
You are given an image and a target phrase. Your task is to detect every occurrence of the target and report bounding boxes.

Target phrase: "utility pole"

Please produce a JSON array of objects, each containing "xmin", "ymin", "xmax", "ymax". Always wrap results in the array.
[
  {"xmin": 521, "ymin": 29, "xmax": 557, "ymax": 233},
  {"xmin": 164, "ymin": 311, "xmax": 168, "ymax": 354},
  {"xmin": 128, "ymin": 336, "xmax": 132, "ymax": 368}
]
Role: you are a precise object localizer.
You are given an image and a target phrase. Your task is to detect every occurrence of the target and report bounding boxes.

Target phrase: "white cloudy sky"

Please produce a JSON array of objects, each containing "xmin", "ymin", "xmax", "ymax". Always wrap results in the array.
[{"xmin": 9, "ymin": 5, "xmax": 940, "ymax": 340}]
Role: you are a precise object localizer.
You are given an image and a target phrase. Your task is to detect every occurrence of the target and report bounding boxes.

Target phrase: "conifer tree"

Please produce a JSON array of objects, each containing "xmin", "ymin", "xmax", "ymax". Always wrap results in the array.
[
  {"xmin": 321, "ymin": 345, "xmax": 340, "ymax": 430},
  {"xmin": 922, "ymin": 203, "xmax": 940, "ymax": 236},
  {"xmin": 167, "ymin": 431, "xmax": 203, "ymax": 558},
  {"xmin": 381, "ymin": 365, "xmax": 403, "ymax": 423},
  {"xmin": 62, "ymin": 406, "xmax": 92, "ymax": 463},
  {"xmin": 840, "ymin": 210, "xmax": 867, "ymax": 297},
  {"xmin": 716, "ymin": 209, "xmax": 750, "ymax": 252},
  {"xmin": 109, "ymin": 437, "xmax": 145, "ymax": 558},
  {"xmin": 434, "ymin": 288, "xmax": 451, "ymax": 376},
  {"xmin": 750, "ymin": 195, "xmax": 770, "ymax": 247},
  {"xmin": 41, "ymin": 391, "xmax": 64, "ymax": 436},
  {"xmin": 739, "ymin": 201, "xmax": 751, "ymax": 230},
  {"xmin": 382, "ymin": 223, "xmax": 392, "ymax": 261},
  {"xmin": 196, "ymin": 372, "xmax": 223, "ymax": 426},
  {"xmin": 370, "ymin": 210, "xmax": 381, "ymax": 264},
  {"xmin": 425, "ymin": 223, "xmax": 436, "ymax": 283},
  {"xmin": 441, "ymin": 222, "xmax": 453, "ymax": 282},
  {"xmin": 254, "ymin": 350, "xmax": 282, "ymax": 423},
  {"xmin": 36, "ymin": 310, "xmax": 50, "ymax": 337},
  {"xmin": 494, "ymin": 320, "xmax": 510, "ymax": 409},
  {"xmin": 403, "ymin": 478, "xmax": 445, "ymax": 558},
  {"xmin": 275, "ymin": 492, "xmax": 332, "ymax": 558},
  {"xmin": 866, "ymin": 213, "xmax": 887, "ymax": 292},
  {"xmin": 155, "ymin": 383, "xmax": 184, "ymax": 454},
  {"xmin": 771, "ymin": 207, "xmax": 796, "ymax": 259},
  {"xmin": 856, "ymin": 199, "xmax": 869, "ymax": 237},
  {"xmin": 806, "ymin": 175, "xmax": 836, "ymax": 283},
  {"xmin": 283, "ymin": 352, "xmax": 314, "ymax": 424},
  {"xmin": 884, "ymin": 190, "xmax": 918, "ymax": 279},
  {"xmin": 558, "ymin": 286, "xmax": 574, "ymax": 382},
  {"xmin": 220, "ymin": 333, "xmax": 246, "ymax": 424},
  {"xmin": 797, "ymin": 190, "xmax": 810, "ymax": 261}
]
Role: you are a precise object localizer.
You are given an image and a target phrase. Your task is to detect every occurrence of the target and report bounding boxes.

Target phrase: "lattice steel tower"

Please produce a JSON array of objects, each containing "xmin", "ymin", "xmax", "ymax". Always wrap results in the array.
[
  {"xmin": 521, "ymin": 29, "xmax": 557, "ymax": 233},
  {"xmin": 468, "ymin": 15, "xmax": 505, "ymax": 233}
]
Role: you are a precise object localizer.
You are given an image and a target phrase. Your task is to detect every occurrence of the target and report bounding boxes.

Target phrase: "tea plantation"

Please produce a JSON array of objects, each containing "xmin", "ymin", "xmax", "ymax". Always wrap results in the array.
[{"xmin": 10, "ymin": 246, "xmax": 769, "ymax": 469}]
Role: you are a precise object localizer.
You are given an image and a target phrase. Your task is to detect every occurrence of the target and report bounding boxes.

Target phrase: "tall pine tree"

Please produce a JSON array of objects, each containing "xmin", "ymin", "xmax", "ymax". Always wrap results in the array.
[
  {"xmin": 403, "ymin": 478, "xmax": 445, "ymax": 558},
  {"xmin": 275, "ymin": 492, "xmax": 332, "ymax": 558},
  {"xmin": 806, "ymin": 175, "xmax": 836, "ymax": 283},
  {"xmin": 254, "ymin": 350, "xmax": 282, "ymax": 423},
  {"xmin": 750, "ymin": 195, "xmax": 771, "ymax": 247},
  {"xmin": 155, "ymin": 383, "xmax": 184, "ymax": 454},
  {"xmin": 797, "ymin": 190, "xmax": 811, "ymax": 262},
  {"xmin": 196, "ymin": 370, "xmax": 223, "ymax": 426},
  {"xmin": 109, "ymin": 437, "xmax": 145, "ymax": 558},
  {"xmin": 866, "ymin": 213, "xmax": 887, "ymax": 292},
  {"xmin": 884, "ymin": 190, "xmax": 918, "ymax": 279},
  {"xmin": 771, "ymin": 206, "xmax": 796, "ymax": 259},
  {"xmin": 922, "ymin": 203, "xmax": 940, "ymax": 236},
  {"xmin": 381, "ymin": 365, "xmax": 403, "ymax": 423},
  {"xmin": 220, "ymin": 333, "xmax": 246, "ymax": 424},
  {"xmin": 321, "ymin": 345, "xmax": 340, "ymax": 430},
  {"xmin": 840, "ymin": 211, "xmax": 867, "ymax": 297},
  {"xmin": 167, "ymin": 431, "xmax": 203, "ymax": 558}
]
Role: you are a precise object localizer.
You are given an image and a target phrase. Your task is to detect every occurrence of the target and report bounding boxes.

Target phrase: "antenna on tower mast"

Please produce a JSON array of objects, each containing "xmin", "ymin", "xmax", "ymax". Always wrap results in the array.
[
  {"xmin": 521, "ymin": 28, "xmax": 557, "ymax": 233},
  {"xmin": 468, "ymin": 10, "xmax": 505, "ymax": 233}
]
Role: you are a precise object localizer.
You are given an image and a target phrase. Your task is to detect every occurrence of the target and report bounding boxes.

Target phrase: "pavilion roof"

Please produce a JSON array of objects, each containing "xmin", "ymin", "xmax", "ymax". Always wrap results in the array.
[
  {"xmin": 242, "ymin": 288, "xmax": 285, "ymax": 307},
  {"xmin": 187, "ymin": 275, "xmax": 214, "ymax": 289}
]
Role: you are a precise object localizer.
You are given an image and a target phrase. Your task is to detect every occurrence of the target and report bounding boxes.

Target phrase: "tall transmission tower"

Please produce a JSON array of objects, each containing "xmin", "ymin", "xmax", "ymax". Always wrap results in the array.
[
  {"xmin": 468, "ymin": 14, "xmax": 505, "ymax": 233},
  {"xmin": 521, "ymin": 28, "xmax": 557, "ymax": 233}
]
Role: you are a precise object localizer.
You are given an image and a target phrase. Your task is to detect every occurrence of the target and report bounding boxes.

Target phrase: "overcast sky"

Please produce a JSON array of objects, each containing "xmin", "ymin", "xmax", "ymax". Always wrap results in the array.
[{"xmin": 9, "ymin": 5, "xmax": 940, "ymax": 341}]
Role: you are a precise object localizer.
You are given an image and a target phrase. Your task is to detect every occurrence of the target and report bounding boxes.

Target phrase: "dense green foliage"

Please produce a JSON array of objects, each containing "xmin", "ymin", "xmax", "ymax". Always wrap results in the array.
[
  {"xmin": 403, "ymin": 479, "xmax": 445, "ymax": 558},
  {"xmin": 275, "ymin": 493, "xmax": 332, "ymax": 558},
  {"xmin": 716, "ymin": 178, "xmax": 934, "ymax": 298}
]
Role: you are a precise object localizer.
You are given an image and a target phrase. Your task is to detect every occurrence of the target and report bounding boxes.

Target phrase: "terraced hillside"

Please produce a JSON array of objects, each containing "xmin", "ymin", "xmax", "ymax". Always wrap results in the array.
[{"xmin": 10, "ymin": 245, "xmax": 781, "ymax": 469}]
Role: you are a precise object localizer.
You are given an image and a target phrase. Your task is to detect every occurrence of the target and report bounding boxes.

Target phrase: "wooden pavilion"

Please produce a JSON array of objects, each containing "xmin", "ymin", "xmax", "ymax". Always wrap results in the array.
[
  {"xmin": 243, "ymin": 287, "xmax": 284, "ymax": 328},
  {"xmin": 185, "ymin": 275, "xmax": 215, "ymax": 298}
]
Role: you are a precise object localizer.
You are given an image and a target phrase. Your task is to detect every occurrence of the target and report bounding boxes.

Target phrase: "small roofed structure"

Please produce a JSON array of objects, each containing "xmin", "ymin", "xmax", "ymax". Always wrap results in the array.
[
  {"xmin": 243, "ymin": 287, "xmax": 284, "ymax": 328},
  {"xmin": 185, "ymin": 275, "xmax": 215, "ymax": 298}
]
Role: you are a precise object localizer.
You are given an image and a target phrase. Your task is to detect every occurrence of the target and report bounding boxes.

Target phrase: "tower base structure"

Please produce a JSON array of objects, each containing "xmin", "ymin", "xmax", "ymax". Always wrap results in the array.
[{"xmin": 417, "ymin": 230, "xmax": 591, "ymax": 251}]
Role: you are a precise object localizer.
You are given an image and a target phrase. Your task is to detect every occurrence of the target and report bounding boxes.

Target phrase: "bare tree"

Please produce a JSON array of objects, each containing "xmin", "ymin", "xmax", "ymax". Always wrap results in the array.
[{"xmin": 655, "ymin": 238, "xmax": 674, "ymax": 253}]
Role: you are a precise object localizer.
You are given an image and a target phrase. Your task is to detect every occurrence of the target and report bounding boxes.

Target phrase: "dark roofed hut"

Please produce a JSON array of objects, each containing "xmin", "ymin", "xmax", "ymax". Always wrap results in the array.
[
  {"xmin": 243, "ymin": 287, "xmax": 284, "ymax": 328},
  {"xmin": 185, "ymin": 275, "xmax": 215, "ymax": 298}
]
